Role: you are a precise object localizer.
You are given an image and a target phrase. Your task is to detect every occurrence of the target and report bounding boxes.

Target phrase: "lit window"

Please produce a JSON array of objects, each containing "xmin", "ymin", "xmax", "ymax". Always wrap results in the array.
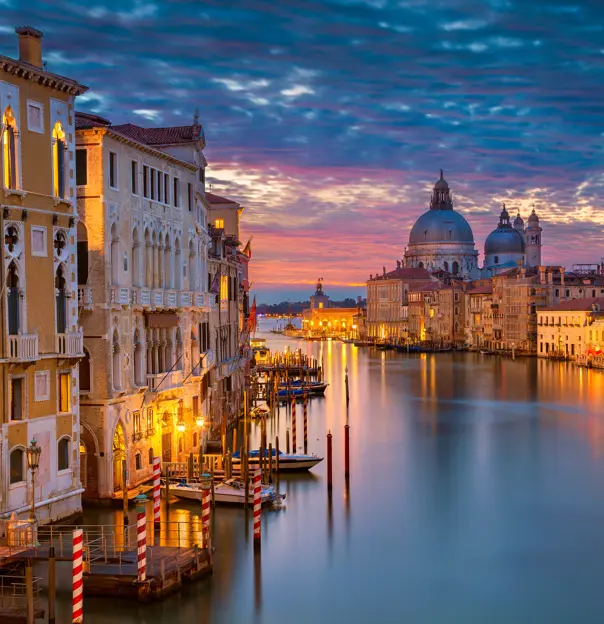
[
  {"xmin": 53, "ymin": 122, "xmax": 67, "ymax": 197},
  {"xmin": 215, "ymin": 219, "xmax": 224, "ymax": 229},
  {"xmin": 59, "ymin": 372, "xmax": 71, "ymax": 413},
  {"xmin": 58, "ymin": 437, "xmax": 70, "ymax": 471},
  {"xmin": 3, "ymin": 106, "xmax": 18, "ymax": 189}
]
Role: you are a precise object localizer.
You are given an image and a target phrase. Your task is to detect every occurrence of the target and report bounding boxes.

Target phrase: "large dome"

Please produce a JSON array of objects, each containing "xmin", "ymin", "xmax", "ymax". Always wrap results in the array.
[
  {"xmin": 409, "ymin": 209, "xmax": 475, "ymax": 245},
  {"xmin": 484, "ymin": 227, "xmax": 524, "ymax": 254}
]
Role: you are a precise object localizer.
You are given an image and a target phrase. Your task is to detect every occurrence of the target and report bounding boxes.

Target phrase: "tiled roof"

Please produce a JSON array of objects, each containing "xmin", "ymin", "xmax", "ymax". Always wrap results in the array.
[
  {"xmin": 468, "ymin": 284, "xmax": 493, "ymax": 295},
  {"xmin": 205, "ymin": 192, "xmax": 238, "ymax": 205},
  {"xmin": 544, "ymin": 297, "xmax": 604, "ymax": 312},
  {"xmin": 75, "ymin": 111, "xmax": 110, "ymax": 130},
  {"xmin": 409, "ymin": 281, "xmax": 439, "ymax": 292},
  {"xmin": 370, "ymin": 267, "xmax": 431, "ymax": 281},
  {"xmin": 111, "ymin": 123, "xmax": 199, "ymax": 145}
]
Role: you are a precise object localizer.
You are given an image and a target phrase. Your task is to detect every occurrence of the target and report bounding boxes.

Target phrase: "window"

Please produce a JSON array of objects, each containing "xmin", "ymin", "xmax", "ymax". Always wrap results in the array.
[
  {"xmin": 193, "ymin": 395, "xmax": 199, "ymax": 416},
  {"xmin": 199, "ymin": 167, "xmax": 205, "ymax": 183},
  {"xmin": 27, "ymin": 101, "xmax": 44, "ymax": 133},
  {"xmin": 215, "ymin": 218, "xmax": 224, "ymax": 229},
  {"xmin": 58, "ymin": 438, "xmax": 70, "ymax": 471},
  {"xmin": 143, "ymin": 165, "xmax": 149, "ymax": 197},
  {"xmin": 173, "ymin": 177, "xmax": 180, "ymax": 207},
  {"xmin": 135, "ymin": 453, "xmax": 142, "ymax": 470},
  {"xmin": 7, "ymin": 261, "xmax": 20, "ymax": 335},
  {"xmin": 34, "ymin": 371, "xmax": 50, "ymax": 401},
  {"xmin": 9, "ymin": 377, "xmax": 23, "ymax": 421},
  {"xmin": 494, "ymin": 256, "xmax": 499, "ymax": 264},
  {"xmin": 76, "ymin": 149, "xmax": 87, "ymax": 186},
  {"xmin": 178, "ymin": 437, "xmax": 183, "ymax": 453},
  {"xmin": 80, "ymin": 349, "xmax": 91, "ymax": 392},
  {"xmin": 193, "ymin": 432, "xmax": 198, "ymax": 447},
  {"xmin": 188, "ymin": 182, "xmax": 193, "ymax": 211},
  {"xmin": 59, "ymin": 372, "xmax": 71, "ymax": 413},
  {"xmin": 157, "ymin": 170, "xmax": 163, "ymax": 203},
  {"xmin": 55, "ymin": 265, "xmax": 67, "ymax": 333},
  {"xmin": 31, "ymin": 226, "xmax": 47, "ymax": 257},
  {"xmin": 53, "ymin": 122, "xmax": 66, "ymax": 198},
  {"xmin": 164, "ymin": 173, "xmax": 170, "ymax": 204},
  {"xmin": 109, "ymin": 151, "xmax": 117, "ymax": 189},
  {"xmin": 3, "ymin": 106, "xmax": 18, "ymax": 189},
  {"xmin": 148, "ymin": 448, "xmax": 154, "ymax": 466},
  {"xmin": 10, "ymin": 448, "xmax": 24, "ymax": 484},
  {"xmin": 146, "ymin": 408, "xmax": 154, "ymax": 433},
  {"xmin": 150, "ymin": 169, "xmax": 156, "ymax": 200},
  {"xmin": 131, "ymin": 160, "xmax": 138, "ymax": 194},
  {"xmin": 133, "ymin": 410, "xmax": 142, "ymax": 438}
]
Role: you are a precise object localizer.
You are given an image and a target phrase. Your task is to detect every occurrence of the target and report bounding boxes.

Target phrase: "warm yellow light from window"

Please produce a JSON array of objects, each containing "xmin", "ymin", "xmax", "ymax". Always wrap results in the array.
[
  {"xmin": 429, "ymin": 309, "xmax": 434, "ymax": 318},
  {"xmin": 3, "ymin": 107, "xmax": 16, "ymax": 189},
  {"xmin": 52, "ymin": 122, "xmax": 66, "ymax": 197},
  {"xmin": 220, "ymin": 274, "xmax": 228, "ymax": 301},
  {"xmin": 318, "ymin": 302, "xmax": 324, "ymax": 308},
  {"xmin": 215, "ymin": 219, "xmax": 224, "ymax": 228}
]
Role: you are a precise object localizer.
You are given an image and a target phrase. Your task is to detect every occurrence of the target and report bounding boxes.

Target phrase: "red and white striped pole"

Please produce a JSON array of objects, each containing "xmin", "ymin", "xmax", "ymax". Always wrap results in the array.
[
  {"xmin": 253, "ymin": 469, "xmax": 261, "ymax": 545},
  {"xmin": 72, "ymin": 528, "xmax": 83, "ymax": 623},
  {"xmin": 201, "ymin": 473, "xmax": 211, "ymax": 549},
  {"xmin": 152, "ymin": 457, "xmax": 161, "ymax": 525},
  {"xmin": 303, "ymin": 394, "xmax": 308, "ymax": 454},
  {"xmin": 291, "ymin": 397, "xmax": 296, "ymax": 453},
  {"xmin": 136, "ymin": 502, "xmax": 147, "ymax": 582}
]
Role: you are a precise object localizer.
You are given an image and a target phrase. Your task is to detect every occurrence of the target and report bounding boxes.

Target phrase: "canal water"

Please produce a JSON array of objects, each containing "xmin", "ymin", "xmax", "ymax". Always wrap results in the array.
[{"xmin": 55, "ymin": 318, "xmax": 604, "ymax": 623}]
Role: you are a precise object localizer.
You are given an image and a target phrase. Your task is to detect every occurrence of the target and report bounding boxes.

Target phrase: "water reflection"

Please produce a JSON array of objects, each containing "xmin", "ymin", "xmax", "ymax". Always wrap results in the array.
[{"xmin": 58, "ymin": 318, "xmax": 604, "ymax": 623}]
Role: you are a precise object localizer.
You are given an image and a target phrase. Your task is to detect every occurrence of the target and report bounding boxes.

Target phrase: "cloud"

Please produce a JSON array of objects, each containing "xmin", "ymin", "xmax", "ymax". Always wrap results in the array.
[{"xmin": 0, "ymin": 0, "xmax": 601, "ymax": 298}]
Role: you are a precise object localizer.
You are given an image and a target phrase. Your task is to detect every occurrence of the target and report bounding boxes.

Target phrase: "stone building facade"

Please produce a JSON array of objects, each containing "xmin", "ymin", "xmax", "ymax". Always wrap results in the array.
[
  {"xmin": 75, "ymin": 112, "xmax": 213, "ymax": 498},
  {"xmin": 0, "ymin": 28, "xmax": 87, "ymax": 522}
]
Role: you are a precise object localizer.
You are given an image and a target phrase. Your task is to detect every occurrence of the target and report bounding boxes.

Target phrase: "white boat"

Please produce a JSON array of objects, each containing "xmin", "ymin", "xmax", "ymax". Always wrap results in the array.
[
  {"xmin": 232, "ymin": 450, "xmax": 323, "ymax": 471},
  {"xmin": 250, "ymin": 402, "xmax": 270, "ymax": 419},
  {"xmin": 161, "ymin": 478, "xmax": 282, "ymax": 505}
]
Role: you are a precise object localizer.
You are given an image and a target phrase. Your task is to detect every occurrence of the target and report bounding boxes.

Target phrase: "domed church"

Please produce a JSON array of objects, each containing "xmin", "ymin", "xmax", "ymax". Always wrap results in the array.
[
  {"xmin": 483, "ymin": 204, "xmax": 542, "ymax": 275},
  {"xmin": 403, "ymin": 170, "xmax": 479, "ymax": 278},
  {"xmin": 403, "ymin": 171, "xmax": 543, "ymax": 279}
]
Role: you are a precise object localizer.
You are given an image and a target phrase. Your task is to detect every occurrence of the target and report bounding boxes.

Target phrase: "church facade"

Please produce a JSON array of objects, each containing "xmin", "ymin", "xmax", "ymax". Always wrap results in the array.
[{"xmin": 403, "ymin": 171, "xmax": 543, "ymax": 278}]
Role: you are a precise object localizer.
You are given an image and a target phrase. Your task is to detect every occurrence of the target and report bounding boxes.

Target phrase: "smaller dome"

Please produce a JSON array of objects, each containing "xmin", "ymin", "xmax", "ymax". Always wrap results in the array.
[
  {"xmin": 513, "ymin": 212, "xmax": 524, "ymax": 228},
  {"xmin": 484, "ymin": 227, "xmax": 524, "ymax": 255},
  {"xmin": 528, "ymin": 209, "xmax": 539, "ymax": 223}
]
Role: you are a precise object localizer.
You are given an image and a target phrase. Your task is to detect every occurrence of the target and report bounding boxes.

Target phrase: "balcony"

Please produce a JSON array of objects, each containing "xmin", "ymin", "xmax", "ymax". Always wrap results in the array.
[
  {"xmin": 178, "ymin": 291, "xmax": 192, "ymax": 307},
  {"xmin": 110, "ymin": 286, "xmax": 131, "ymax": 307},
  {"xmin": 56, "ymin": 330, "xmax": 84, "ymax": 357},
  {"xmin": 78, "ymin": 286, "xmax": 93, "ymax": 310},
  {"xmin": 7, "ymin": 333, "xmax": 39, "ymax": 361},
  {"xmin": 146, "ymin": 369, "xmax": 184, "ymax": 393},
  {"xmin": 152, "ymin": 289, "xmax": 164, "ymax": 307},
  {"xmin": 165, "ymin": 290, "xmax": 178, "ymax": 308},
  {"xmin": 132, "ymin": 287, "xmax": 151, "ymax": 307}
]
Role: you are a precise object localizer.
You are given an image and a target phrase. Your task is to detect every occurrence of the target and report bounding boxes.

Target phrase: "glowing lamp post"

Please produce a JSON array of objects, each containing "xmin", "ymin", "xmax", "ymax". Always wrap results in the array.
[{"xmin": 26, "ymin": 438, "xmax": 41, "ymax": 524}]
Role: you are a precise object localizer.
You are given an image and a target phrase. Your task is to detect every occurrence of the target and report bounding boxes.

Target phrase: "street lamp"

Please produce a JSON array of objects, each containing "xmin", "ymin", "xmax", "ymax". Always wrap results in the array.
[
  {"xmin": 176, "ymin": 418, "xmax": 186, "ymax": 433},
  {"xmin": 26, "ymin": 438, "xmax": 41, "ymax": 524},
  {"xmin": 196, "ymin": 415, "xmax": 205, "ymax": 428}
]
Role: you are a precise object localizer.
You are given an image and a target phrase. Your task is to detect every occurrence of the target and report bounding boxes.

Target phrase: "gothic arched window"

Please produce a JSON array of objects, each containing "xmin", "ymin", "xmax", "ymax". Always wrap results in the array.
[
  {"xmin": 55, "ymin": 265, "xmax": 67, "ymax": 333},
  {"xmin": 3, "ymin": 106, "xmax": 18, "ymax": 189},
  {"xmin": 52, "ymin": 122, "xmax": 67, "ymax": 198}
]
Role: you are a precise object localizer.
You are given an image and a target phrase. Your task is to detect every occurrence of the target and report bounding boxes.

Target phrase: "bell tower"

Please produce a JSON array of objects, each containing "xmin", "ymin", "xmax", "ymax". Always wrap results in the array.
[{"xmin": 525, "ymin": 208, "xmax": 542, "ymax": 267}]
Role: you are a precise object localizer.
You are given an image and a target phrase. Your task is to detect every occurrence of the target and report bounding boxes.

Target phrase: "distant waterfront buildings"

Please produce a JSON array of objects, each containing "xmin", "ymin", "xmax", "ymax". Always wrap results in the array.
[{"xmin": 366, "ymin": 172, "xmax": 604, "ymax": 357}]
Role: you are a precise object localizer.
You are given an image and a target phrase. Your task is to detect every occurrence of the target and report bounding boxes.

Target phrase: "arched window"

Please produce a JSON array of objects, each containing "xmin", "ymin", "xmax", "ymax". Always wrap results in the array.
[
  {"xmin": 80, "ymin": 348, "xmax": 91, "ymax": 392},
  {"xmin": 418, "ymin": 261, "xmax": 424, "ymax": 269},
  {"xmin": 452, "ymin": 261, "xmax": 459, "ymax": 275},
  {"xmin": 112, "ymin": 330, "xmax": 121, "ymax": 390},
  {"xmin": 110, "ymin": 223, "xmax": 119, "ymax": 285},
  {"xmin": 188, "ymin": 240, "xmax": 196, "ymax": 290},
  {"xmin": 193, "ymin": 431, "xmax": 198, "ymax": 447},
  {"xmin": 52, "ymin": 122, "xmax": 66, "ymax": 198},
  {"xmin": 77, "ymin": 222, "xmax": 89, "ymax": 285},
  {"xmin": 135, "ymin": 453, "xmax": 142, "ymax": 470},
  {"xmin": 151, "ymin": 232, "xmax": 158, "ymax": 289},
  {"xmin": 443, "ymin": 261, "xmax": 449, "ymax": 272},
  {"xmin": 144, "ymin": 228, "xmax": 152, "ymax": 288},
  {"xmin": 494, "ymin": 256, "xmax": 499, "ymax": 264},
  {"xmin": 131, "ymin": 228, "xmax": 140, "ymax": 287},
  {"xmin": 164, "ymin": 233, "xmax": 172, "ymax": 289},
  {"xmin": 178, "ymin": 437, "xmax": 183, "ymax": 453},
  {"xmin": 565, "ymin": 289, "xmax": 570, "ymax": 298},
  {"xmin": 10, "ymin": 447, "xmax": 24, "ymax": 484},
  {"xmin": 7, "ymin": 261, "xmax": 20, "ymax": 335},
  {"xmin": 55, "ymin": 265, "xmax": 67, "ymax": 334},
  {"xmin": 58, "ymin": 437, "xmax": 70, "ymax": 471},
  {"xmin": 3, "ymin": 106, "xmax": 18, "ymax": 189},
  {"xmin": 555, "ymin": 289, "xmax": 559, "ymax": 298},
  {"xmin": 190, "ymin": 329, "xmax": 199, "ymax": 375},
  {"xmin": 133, "ymin": 330, "xmax": 143, "ymax": 385},
  {"xmin": 593, "ymin": 289, "xmax": 596, "ymax": 298},
  {"xmin": 158, "ymin": 233, "xmax": 165, "ymax": 288},
  {"xmin": 148, "ymin": 448, "xmax": 154, "ymax": 466},
  {"xmin": 174, "ymin": 238, "xmax": 181, "ymax": 289}
]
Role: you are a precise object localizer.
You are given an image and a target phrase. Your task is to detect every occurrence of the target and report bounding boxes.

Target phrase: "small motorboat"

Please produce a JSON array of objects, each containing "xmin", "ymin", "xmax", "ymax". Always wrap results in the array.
[
  {"xmin": 279, "ymin": 380, "xmax": 329, "ymax": 396},
  {"xmin": 232, "ymin": 449, "xmax": 323, "ymax": 471},
  {"xmin": 161, "ymin": 478, "xmax": 283, "ymax": 505},
  {"xmin": 276, "ymin": 387, "xmax": 306, "ymax": 400}
]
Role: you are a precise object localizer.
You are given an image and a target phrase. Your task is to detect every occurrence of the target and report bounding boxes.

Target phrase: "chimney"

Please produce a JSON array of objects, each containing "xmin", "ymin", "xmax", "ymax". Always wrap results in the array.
[
  {"xmin": 538, "ymin": 265, "xmax": 546, "ymax": 285},
  {"xmin": 15, "ymin": 27, "xmax": 43, "ymax": 68},
  {"xmin": 560, "ymin": 267, "xmax": 565, "ymax": 285}
]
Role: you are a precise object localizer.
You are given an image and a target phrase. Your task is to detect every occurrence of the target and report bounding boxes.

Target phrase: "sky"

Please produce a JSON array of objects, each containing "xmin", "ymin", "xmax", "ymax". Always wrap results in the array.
[{"xmin": 2, "ymin": 0, "xmax": 604, "ymax": 303}]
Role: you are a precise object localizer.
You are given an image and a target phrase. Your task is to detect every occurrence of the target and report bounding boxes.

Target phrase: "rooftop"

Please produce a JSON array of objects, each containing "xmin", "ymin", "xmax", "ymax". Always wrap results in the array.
[
  {"xmin": 206, "ymin": 192, "xmax": 239, "ymax": 205},
  {"xmin": 369, "ymin": 267, "xmax": 432, "ymax": 282},
  {"xmin": 544, "ymin": 297, "xmax": 604, "ymax": 312}
]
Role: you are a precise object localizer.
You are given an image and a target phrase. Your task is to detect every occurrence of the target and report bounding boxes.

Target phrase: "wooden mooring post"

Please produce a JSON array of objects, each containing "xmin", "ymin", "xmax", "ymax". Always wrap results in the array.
[
  {"xmin": 49, "ymin": 546, "xmax": 56, "ymax": 624},
  {"xmin": 25, "ymin": 557, "xmax": 34, "ymax": 624},
  {"xmin": 344, "ymin": 424, "xmax": 350, "ymax": 480},
  {"xmin": 326, "ymin": 431, "xmax": 333, "ymax": 494}
]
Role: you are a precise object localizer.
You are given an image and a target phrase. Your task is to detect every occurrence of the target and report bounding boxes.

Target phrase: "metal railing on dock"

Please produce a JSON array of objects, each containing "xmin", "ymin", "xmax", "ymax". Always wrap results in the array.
[{"xmin": 0, "ymin": 574, "xmax": 43, "ymax": 620}]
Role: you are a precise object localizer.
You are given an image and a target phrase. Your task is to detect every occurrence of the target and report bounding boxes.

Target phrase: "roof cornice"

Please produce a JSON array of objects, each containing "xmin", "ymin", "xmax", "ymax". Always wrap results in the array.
[{"xmin": 0, "ymin": 54, "xmax": 88, "ymax": 96}]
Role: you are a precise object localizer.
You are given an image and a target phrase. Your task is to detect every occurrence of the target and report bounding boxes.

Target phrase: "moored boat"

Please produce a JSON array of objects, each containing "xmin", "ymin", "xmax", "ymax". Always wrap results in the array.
[
  {"xmin": 279, "ymin": 380, "xmax": 329, "ymax": 396},
  {"xmin": 233, "ymin": 449, "xmax": 323, "ymax": 471},
  {"xmin": 161, "ymin": 478, "xmax": 283, "ymax": 505}
]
